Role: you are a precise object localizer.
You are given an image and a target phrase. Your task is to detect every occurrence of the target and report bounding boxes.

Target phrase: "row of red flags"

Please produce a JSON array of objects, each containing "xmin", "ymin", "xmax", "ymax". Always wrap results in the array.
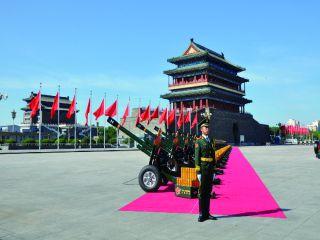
[
  {"xmin": 134, "ymin": 105, "xmax": 198, "ymax": 129},
  {"xmin": 29, "ymin": 91, "xmax": 78, "ymax": 121},
  {"xmin": 28, "ymin": 91, "xmax": 199, "ymax": 129},
  {"xmin": 280, "ymin": 125, "xmax": 310, "ymax": 135}
]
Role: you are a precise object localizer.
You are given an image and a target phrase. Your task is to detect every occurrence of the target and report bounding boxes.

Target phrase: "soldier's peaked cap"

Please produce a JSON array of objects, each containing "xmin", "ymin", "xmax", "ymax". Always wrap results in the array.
[{"xmin": 198, "ymin": 117, "xmax": 210, "ymax": 128}]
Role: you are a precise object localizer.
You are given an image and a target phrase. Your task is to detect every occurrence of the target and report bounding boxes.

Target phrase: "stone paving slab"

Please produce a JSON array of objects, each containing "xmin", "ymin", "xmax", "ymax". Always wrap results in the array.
[{"xmin": 0, "ymin": 145, "xmax": 318, "ymax": 240}]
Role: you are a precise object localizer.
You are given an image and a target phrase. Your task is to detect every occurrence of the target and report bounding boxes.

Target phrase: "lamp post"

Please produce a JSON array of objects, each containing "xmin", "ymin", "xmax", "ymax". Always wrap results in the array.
[{"xmin": 11, "ymin": 109, "xmax": 16, "ymax": 132}]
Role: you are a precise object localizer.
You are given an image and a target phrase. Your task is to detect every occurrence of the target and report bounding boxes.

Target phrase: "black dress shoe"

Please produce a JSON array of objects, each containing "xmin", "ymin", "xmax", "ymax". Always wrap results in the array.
[
  {"xmin": 211, "ymin": 192, "xmax": 217, "ymax": 199},
  {"xmin": 207, "ymin": 215, "xmax": 217, "ymax": 220},
  {"xmin": 198, "ymin": 216, "xmax": 207, "ymax": 222}
]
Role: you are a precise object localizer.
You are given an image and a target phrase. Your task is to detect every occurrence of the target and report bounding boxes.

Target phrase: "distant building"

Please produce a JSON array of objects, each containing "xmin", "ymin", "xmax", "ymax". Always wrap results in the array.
[
  {"xmin": 19, "ymin": 92, "xmax": 97, "ymax": 140},
  {"xmin": 21, "ymin": 92, "xmax": 76, "ymax": 135},
  {"xmin": 287, "ymin": 119, "xmax": 300, "ymax": 126},
  {"xmin": 21, "ymin": 92, "xmax": 76, "ymax": 126},
  {"xmin": 307, "ymin": 120, "xmax": 319, "ymax": 131},
  {"xmin": 0, "ymin": 125, "xmax": 20, "ymax": 133}
]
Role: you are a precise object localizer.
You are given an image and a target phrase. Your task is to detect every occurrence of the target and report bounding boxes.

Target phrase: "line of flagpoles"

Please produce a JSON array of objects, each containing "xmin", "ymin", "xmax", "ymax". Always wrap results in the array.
[
  {"xmin": 280, "ymin": 124, "xmax": 311, "ymax": 140},
  {"xmin": 28, "ymin": 84, "xmax": 201, "ymax": 150}
]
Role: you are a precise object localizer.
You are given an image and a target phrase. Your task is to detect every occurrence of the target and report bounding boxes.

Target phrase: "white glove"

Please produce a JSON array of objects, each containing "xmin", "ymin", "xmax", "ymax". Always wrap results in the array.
[
  {"xmin": 212, "ymin": 173, "xmax": 216, "ymax": 180},
  {"xmin": 197, "ymin": 173, "xmax": 201, "ymax": 182}
]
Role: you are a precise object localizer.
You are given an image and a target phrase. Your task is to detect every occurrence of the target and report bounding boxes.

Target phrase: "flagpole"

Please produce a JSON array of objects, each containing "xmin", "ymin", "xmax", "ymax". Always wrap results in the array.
[
  {"xmin": 74, "ymin": 88, "xmax": 77, "ymax": 150},
  {"xmin": 57, "ymin": 85, "xmax": 60, "ymax": 150},
  {"xmin": 189, "ymin": 110, "xmax": 191, "ymax": 135},
  {"xmin": 196, "ymin": 107, "xmax": 198, "ymax": 136},
  {"xmin": 138, "ymin": 97, "xmax": 141, "ymax": 126},
  {"xmin": 89, "ymin": 90, "xmax": 92, "ymax": 149},
  {"xmin": 104, "ymin": 92, "xmax": 106, "ymax": 149},
  {"xmin": 182, "ymin": 106, "xmax": 185, "ymax": 134},
  {"xmin": 174, "ymin": 103, "xmax": 177, "ymax": 133},
  {"xmin": 39, "ymin": 83, "xmax": 42, "ymax": 151},
  {"xmin": 166, "ymin": 103, "xmax": 169, "ymax": 134},
  {"xmin": 116, "ymin": 94, "xmax": 119, "ymax": 149},
  {"xmin": 128, "ymin": 97, "xmax": 131, "ymax": 147}
]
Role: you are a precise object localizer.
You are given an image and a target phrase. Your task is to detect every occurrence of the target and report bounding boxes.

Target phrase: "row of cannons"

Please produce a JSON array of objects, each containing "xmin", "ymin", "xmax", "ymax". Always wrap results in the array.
[{"xmin": 107, "ymin": 117, "xmax": 232, "ymax": 198}]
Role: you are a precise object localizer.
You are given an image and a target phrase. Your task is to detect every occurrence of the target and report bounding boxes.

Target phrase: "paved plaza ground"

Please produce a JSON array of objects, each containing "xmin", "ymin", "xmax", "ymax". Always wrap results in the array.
[{"xmin": 0, "ymin": 145, "xmax": 319, "ymax": 240}]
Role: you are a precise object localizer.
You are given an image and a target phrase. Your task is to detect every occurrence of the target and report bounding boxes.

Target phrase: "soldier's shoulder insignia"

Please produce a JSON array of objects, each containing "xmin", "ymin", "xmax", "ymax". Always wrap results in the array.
[{"xmin": 195, "ymin": 143, "xmax": 199, "ymax": 148}]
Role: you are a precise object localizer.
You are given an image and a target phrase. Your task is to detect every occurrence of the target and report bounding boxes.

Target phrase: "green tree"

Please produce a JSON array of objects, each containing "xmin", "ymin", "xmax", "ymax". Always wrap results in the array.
[
  {"xmin": 22, "ymin": 138, "xmax": 36, "ymax": 145},
  {"xmin": 269, "ymin": 126, "xmax": 279, "ymax": 136},
  {"xmin": 97, "ymin": 126, "xmax": 117, "ymax": 144},
  {"xmin": 55, "ymin": 138, "xmax": 67, "ymax": 144},
  {"xmin": 42, "ymin": 138, "xmax": 54, "ymax": 144},
  {"xmin": 68, "ymin": 138, "xmax": 78, "ymax": 144},
  {"xmin": 96, "ymin": 136, "xmax": 104, "ymax": 144},
  {"xmin": 5, "ymin": 139, "xmax": 16, "ymax": 144},
  {"xmin": 311, "ymin": 131, "xmax": 320, "ymax": 140},
  {"xmin": 81, "ymin": 136, "xmax": 90, "ymax": 144}
]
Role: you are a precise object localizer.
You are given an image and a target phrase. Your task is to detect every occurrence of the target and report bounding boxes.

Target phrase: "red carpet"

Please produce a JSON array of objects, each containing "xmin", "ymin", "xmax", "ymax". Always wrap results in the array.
[{"xmin": 120, "ymin": 147, "xmax": 286, "ymax": 219}]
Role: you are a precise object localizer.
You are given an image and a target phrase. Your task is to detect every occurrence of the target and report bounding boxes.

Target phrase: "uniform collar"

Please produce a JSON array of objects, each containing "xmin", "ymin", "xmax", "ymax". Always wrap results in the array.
[{"xmin": 202, "ymin": 134, "xmax": 209, "ymax": 140}]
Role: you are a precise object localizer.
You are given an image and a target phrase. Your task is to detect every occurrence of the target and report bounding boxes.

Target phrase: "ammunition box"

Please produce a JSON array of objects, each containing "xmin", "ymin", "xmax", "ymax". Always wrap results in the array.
[{"xmin": 175, "ymin": 185, "xmax": 198, "ymax": 199}]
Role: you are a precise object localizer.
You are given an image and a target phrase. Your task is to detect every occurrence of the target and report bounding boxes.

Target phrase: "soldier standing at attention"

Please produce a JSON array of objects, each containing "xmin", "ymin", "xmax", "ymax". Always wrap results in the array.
[{"xmin": 194, "ymin": 117, "xmax": 217, "ymax": 222}]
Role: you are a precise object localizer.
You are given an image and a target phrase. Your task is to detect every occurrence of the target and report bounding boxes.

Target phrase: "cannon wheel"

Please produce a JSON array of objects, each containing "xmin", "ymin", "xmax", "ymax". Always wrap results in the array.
[{"xmin": 138, "ymin": 165, "xmax": 161, "ymax": 192}]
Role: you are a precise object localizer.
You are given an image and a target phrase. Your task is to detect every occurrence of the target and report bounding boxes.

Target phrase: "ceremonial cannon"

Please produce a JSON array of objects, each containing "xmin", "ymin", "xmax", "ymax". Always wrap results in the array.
[{"xmin": 107, "ymin": 117, "xmax": 180, "ymax": 192}]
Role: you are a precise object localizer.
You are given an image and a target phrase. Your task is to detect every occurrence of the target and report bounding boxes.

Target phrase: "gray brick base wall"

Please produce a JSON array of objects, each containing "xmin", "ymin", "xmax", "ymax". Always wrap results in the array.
[{"xmin": 208, "ymin": 109, "xmax": 269, "ymax": 145}]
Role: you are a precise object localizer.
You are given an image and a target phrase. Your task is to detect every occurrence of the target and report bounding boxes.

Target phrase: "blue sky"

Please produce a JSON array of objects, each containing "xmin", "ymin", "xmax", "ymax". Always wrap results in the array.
[{"xmin": 0, "ymin": 0, "xmax": 319, "ymax": 127}]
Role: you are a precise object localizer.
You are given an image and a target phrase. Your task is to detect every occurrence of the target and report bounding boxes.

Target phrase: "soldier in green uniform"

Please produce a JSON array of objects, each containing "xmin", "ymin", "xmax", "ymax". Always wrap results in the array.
[{"xmin": 194, "ymin": 117, "xmax": 217, "ymax": 222}]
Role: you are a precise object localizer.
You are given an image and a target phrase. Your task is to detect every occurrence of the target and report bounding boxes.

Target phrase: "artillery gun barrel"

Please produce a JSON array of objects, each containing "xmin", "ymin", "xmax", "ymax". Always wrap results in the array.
[
  {"xmin": 136, "ymin": 123, "xmax": 173, "ymax": 153},
  {"xmin": 136, "ymin": 123, "xmax": 157, "ymax": 140},
  {"xmin": 107, "ymin": 117, "xmax": 153, "ymax": 154}
]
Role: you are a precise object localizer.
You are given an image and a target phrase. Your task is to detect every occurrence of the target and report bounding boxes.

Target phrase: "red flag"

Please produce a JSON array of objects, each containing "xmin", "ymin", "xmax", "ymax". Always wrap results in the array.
[
  {"xmin": 149, "ymin": 106, "xmax": 159, "ymax": 124},
  {"xmin": 121, "ymin": 103, "xmax": 130, "ymax": 126},
  {"xmin": 167, "ymin": 109, "xmax": 175, "ymax": 126},
  {"xmin": 159, "ymin": 108, "xmax": 167, "ymax": 125},
  {"xmin": 135, "ymin": 108, "xmax": 141, "ymax": 125},
  {"xmin": 29, "ymin": 91, "xmax": 41, "ymax": 118},
  {"xmin": 177, "ymin": 110, "xmax": 184, "ymax": 129},
  {"xmin": 84, "ymin": 98, "xmax": 91, "ymax": 126},
  {"xmin": 184, "ymin": 110, "xmax": 190, "ymax": 123},
  {"xmin": 93, "ymin": 99, "xmax": 105, "ymax": 120},
  {"xmin": 66, "ymin": 96, "xmax": 76, "ymax": 119},
  {"xmin": 50, "ymin": 92, "xmax": 59, "ymax": 119},
  {"xmin": 191, "ymin": 112, "xmax": 198, "ymax": 129},
  {"xmin": 140, "ymin": 105, "xmax": 150, "ymax": 122},
  {"xmin": 105, "ymin": 99, "xmax": 118, "ymax": 117}
]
